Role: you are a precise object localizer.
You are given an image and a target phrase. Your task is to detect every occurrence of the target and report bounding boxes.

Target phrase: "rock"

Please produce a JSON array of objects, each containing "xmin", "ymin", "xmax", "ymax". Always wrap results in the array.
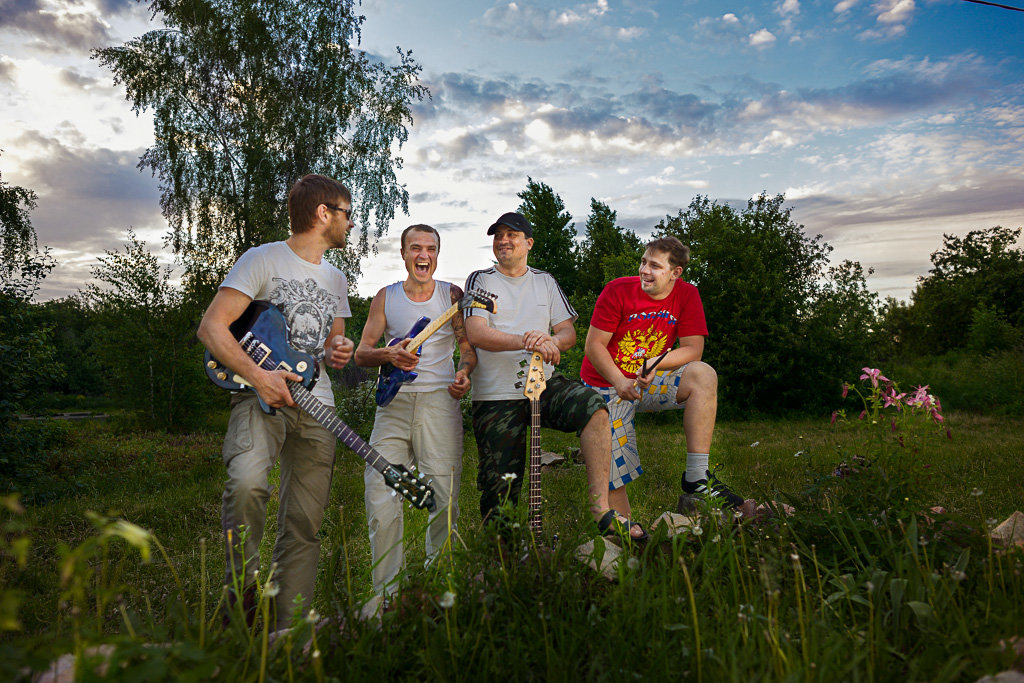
[
  {"xmin": 576, "ymin": 538, "xmax": 624, "ymax": 580},
  {"xmin": 992, "ymin": 511, "xmax": 1024, "ymax": 548},
  {"xmin": 540, "ymin": 451, "xmax": 565, "ymax": 467},
  {"xmin": 650, "ymin": 511, "xmax": 701, "ymax": 537},
  {"xmin": 975, "ymin": 672, "xmax": 1024, "ymax": 683}
]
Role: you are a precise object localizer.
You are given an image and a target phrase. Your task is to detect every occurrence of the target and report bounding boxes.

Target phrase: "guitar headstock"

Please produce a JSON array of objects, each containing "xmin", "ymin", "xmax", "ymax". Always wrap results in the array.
[
  {"xmin": 460, "ymin": 288, "xmax": 497, "ymax": 314},
  {"xmin": 515, "ymin": 351, "xmax": 547, "ymax": 400},
  {"xmin": 382, "ymin": 463, "xmax": 437, "ymax": 512}
]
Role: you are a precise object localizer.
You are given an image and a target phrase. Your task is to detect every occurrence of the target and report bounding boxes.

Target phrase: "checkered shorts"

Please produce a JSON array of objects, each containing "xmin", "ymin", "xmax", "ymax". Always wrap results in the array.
[{"xmin": 584, "ymin": 364, "xmax": 690, "ymax": 490}]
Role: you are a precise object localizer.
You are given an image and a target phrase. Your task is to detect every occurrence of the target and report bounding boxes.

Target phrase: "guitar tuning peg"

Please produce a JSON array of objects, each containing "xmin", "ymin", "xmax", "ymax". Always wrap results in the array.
[
  {"xmin": 514, "ymin": 381, "xmax": 523, "ymax": 389},
  {"xmin": 390, "ymin": 491, "xmax": 398, "ymax": 498}
]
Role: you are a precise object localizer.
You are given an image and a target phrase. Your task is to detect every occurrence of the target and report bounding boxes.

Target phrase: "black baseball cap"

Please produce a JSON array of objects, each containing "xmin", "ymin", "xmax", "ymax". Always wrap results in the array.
[{"xmin": 487, "ymin": 212, "xmax": 532, "ymax": 238}]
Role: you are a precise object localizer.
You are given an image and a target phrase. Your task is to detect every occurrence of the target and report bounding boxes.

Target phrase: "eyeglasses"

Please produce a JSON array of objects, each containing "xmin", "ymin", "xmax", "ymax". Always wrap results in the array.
[{"xmin": 324, "ymin": 203, "xmax": 352, "ymax": 220}]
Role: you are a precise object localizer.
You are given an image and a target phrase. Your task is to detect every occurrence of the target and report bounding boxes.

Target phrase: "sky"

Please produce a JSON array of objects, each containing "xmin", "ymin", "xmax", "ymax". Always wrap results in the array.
[{"xmin": 1, "ymin": 0, "xmax": 1023, "ymax": 302}]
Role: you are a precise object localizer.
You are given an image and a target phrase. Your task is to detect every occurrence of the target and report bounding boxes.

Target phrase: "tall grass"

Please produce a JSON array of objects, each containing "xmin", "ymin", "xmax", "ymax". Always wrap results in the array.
[{"xmin": 2, "ymin": 403, "xmax": 1023, "ymax": 680}]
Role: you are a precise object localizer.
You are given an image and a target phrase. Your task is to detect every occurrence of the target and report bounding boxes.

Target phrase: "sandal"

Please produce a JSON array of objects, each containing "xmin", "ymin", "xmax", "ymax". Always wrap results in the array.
[{"xmin": 597, "ymin": 509, "xmax": 649, "ymax": 542}]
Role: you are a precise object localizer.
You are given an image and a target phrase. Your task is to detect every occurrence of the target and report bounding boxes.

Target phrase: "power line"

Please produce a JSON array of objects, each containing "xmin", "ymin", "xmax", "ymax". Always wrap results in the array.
[{"xmin": 962, "ymin": 0, "xmax": 1024, "ymax": 12}]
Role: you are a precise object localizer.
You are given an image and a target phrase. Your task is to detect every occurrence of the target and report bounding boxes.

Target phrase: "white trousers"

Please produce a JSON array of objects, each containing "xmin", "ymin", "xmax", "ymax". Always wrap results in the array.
[{"xmin": 364, "ymin": 389, "xmax": 464, "ymax": 595}]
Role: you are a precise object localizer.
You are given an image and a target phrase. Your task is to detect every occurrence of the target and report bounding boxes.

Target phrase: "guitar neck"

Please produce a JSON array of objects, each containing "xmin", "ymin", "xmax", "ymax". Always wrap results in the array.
[
  {"xmin": 528, "ymin": 397, "xmax": 542, "ymax": 536},
  {"xmin": 406, "ymin": 302, "xmax": 460, "ymax": 348},
  {"xmin": 288, "ymin": 381, "xmax": 390, "ymax": 475}
]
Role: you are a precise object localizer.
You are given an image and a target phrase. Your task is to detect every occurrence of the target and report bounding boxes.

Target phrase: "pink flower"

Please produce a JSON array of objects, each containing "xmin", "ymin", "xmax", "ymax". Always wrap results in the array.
[
  {"xmin": 946, "ymin": 428, "xmax": 953, "ymax": 440},
  {"xmin": 830, "ymin": 410, "xmax": 839, "ymax": 424},
  {"xmin": 841, "ymin": 383, "xmax": 849, "ymax": 399},
  {"xmin": 859, "ymin": 367, "xmax": 890, "ymax": 389},
  {"xmin": 890, "ymin": 418, "xmax": 897, "ymax": 432},
  {"xmin": 881, "ymin": 387, "xmax": 906, "ymax": 408},
  {"xmin": 858, "ymin": 410, "xmax": 867, "ymax": 420}
]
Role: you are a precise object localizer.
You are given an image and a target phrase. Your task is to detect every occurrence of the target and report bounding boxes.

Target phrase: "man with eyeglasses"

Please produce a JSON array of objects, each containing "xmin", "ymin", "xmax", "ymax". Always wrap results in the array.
[{"xmin": 198, "ymin": 174, "xmax": 355, "ymax": 629}]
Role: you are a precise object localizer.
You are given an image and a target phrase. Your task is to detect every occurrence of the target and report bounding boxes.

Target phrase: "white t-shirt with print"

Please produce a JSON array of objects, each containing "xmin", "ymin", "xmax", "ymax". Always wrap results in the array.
[{"xmin": 221, "ymin": 241, "xmax": 351, "ymax": 405}]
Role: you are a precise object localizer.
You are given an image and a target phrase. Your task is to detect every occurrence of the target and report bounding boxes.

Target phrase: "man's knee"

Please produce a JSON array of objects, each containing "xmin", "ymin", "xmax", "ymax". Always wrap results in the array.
[{"xmin": 678, "ymin": 361, "xmax": 717, "ymax": 402}]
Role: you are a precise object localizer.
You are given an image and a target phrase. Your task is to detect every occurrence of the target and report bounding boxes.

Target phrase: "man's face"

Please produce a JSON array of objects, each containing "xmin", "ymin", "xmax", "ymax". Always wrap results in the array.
[
  {"xmin": 401, "ymin": 229, "xmax": 439, "ymax": 284},
  {"xmin": 325, "ymin": 200, "xmax": 353, "ymax": 249},
  {"xmin": 492, "ymin": 226, "xmax": 533, "ymax": 270},
  {"xmin": 638, "ymin": 248, "xmax": 682, "ymax": 297}
]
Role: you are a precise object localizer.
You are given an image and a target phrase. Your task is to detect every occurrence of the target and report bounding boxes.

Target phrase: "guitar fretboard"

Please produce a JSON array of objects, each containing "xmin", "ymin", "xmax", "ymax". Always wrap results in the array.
[
  {"xmin": 288, "ymin": 382, "xmax": 389, "ymax": 475},
  {"xmin": 529, "ymin": 396, "xmax": 542, "ymax": 537},
  {"xmin": 242, "ymin": 335, "xmax": 388, "ymax": 474}
]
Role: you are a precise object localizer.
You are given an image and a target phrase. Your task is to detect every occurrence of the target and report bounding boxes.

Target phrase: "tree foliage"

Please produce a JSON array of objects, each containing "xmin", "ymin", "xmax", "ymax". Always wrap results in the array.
[
  {"xmin": 517, "ymin": 177, "xmax": 577, "ymax": 286},
  {"xmin": 94, "ymin": 0, "xmax": 428, "ymax": 292},
  {"xmin": 905, "ymin": 227, "xmax": 1024, "ymax": 354},
  {"xmin": 657, "ymin": 194, "xmax": 875, "ymax": 413},
  {"xmin": 82, "ymin": 230, "xmax": 218, "ymax": 430},
  {"xmin": 575, "ymin": 199, "xmax": 643, "ymax": 301},
  {"xmin": 0, "ymin": 158, "xmax": 62, "ymax": 433}
]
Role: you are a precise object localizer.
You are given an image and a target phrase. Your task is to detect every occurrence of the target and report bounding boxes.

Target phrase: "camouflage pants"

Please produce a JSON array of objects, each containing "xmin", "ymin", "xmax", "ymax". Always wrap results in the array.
[{"xmin": 472, "ymin": 373, "xmax": 607, "ymax": 522}]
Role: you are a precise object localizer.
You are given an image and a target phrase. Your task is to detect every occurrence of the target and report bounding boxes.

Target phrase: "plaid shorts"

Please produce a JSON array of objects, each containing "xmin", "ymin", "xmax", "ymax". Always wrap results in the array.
[{"xmin": 584, "ymin": 364, "xmax": 691, "ymax": 490}]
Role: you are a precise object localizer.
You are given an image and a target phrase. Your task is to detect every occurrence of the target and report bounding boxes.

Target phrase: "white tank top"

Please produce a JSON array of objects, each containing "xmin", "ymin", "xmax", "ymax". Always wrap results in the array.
[{"xmin": 383, "ymin": 281, "xmax": 456, "ymax": 392}]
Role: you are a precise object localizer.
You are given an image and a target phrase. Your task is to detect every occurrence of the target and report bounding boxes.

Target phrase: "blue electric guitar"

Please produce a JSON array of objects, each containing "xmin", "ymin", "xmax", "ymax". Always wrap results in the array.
[
  {"xmin": 374, "ymin": 288, "xmax": 497, "ymax": 407},
  {"xmin": 203, "ymin": 301, "xmax": 436, "ymax": 511}
]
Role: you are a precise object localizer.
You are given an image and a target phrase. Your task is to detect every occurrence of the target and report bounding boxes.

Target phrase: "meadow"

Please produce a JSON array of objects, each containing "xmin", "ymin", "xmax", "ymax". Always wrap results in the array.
[{"xmin": 2, "ymin": 376, "xmax": 1023, "ymax": 682}]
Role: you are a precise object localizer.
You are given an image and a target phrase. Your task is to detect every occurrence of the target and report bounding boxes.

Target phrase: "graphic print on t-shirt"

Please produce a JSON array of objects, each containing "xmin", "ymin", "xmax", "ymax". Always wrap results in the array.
[
  {"xmin": 268, "ymin": 277, "xmax": 339, "ymax": 361},
  {"xmin": 616, "ymin": 327, "xmax": 670, "ymax": 375}
]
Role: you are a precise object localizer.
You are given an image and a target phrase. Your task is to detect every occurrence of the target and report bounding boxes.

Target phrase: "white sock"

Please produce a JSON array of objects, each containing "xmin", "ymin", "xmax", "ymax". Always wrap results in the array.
[{"xmin": 686, "ymin": 453, "xmax": 709, "ymax": 482}]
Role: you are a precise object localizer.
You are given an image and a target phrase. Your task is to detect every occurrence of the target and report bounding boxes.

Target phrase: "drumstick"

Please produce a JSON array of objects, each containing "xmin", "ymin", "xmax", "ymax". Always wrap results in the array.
[{"xmin": 614, "ymin": 350, "xmax": 670, "ymax": 404}]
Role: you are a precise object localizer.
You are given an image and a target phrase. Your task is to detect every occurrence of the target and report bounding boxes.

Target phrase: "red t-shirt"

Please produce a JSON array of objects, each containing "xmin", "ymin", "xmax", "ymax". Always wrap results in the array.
[{"xmin": 580, "ymin": 276, "xmax": 708, "ymax": 387}]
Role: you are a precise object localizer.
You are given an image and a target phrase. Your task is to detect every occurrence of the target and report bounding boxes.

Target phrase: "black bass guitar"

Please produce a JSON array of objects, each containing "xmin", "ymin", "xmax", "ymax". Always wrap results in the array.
[
  {"xmin": 374, "ymin": 288, "xmax": 497, "ymax": 407},
  {"xmin": 204, "ymin": 300, "xmax": 436, "ymax": 511}
]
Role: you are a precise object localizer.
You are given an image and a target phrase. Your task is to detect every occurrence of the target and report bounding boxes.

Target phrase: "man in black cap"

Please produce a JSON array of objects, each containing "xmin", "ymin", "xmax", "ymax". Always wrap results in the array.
[{"xmin": 465, "ymin": 212, "xmax": 632, "ymax": 537}]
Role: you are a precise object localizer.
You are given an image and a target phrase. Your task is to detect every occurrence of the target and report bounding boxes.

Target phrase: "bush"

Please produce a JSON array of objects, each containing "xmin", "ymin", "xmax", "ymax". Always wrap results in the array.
[{"xmin": 886, "ymin": 350, "xmax": 1024, "ymax": 415}]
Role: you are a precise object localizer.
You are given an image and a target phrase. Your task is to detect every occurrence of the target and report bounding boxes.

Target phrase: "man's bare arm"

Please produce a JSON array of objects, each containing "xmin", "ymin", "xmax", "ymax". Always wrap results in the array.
[
  {"xmin": 584, "ymin": 325, "xmax": 636, "ymax": 400},
  {"xmin": 354, "ymin": 288, "xmax": 419, "ymax": 371},
  {"xmin": 448, "ymin": 284, "xmax": 476, "ymax": 398}
]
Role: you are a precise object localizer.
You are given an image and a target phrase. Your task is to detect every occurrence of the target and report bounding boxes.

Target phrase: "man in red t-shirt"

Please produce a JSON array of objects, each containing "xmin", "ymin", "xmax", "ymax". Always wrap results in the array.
[{"xmin": 582, "ymin": 236, "xmax": 744, "ymax": 534}]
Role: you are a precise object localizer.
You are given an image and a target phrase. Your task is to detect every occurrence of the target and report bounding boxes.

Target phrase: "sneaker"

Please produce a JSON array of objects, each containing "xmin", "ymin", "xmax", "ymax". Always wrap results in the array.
[{"xmin": 681, "ymin": 469, "xmax": 744, "ymax": 508}]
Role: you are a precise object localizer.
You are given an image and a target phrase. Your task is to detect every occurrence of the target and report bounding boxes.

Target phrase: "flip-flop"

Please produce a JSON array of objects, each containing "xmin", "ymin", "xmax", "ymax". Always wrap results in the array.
[{"xmin": 597, "ymin": 509, "xmax": 649, "ymax": 542}]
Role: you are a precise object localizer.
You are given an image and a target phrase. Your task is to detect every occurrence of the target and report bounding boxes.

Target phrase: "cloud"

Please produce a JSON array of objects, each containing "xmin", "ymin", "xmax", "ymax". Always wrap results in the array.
[
  {"xmin": 0, "ymin": 0, "xmax": 113, "ymax": 52},
  {"xmin": 776, "ymin": 0, "xmax": 800, "ymax": 16},
  {"xmin": 0, "ymin": 57, "xmax": 15, "ymax": 84},
  {"xmin": 58, "ymin": 66, "xmax": 104, "ymax": 90},
  {"xmin": 749, "ymin": 28, "xmax": 777, "ymax": 48},
  {"xmin": 860, "ymin": 0, "xmax": 917, "ymax": 39},
  {"xmin": 834, "ymin": 0, "xmax": 859, "ymax": 13},
  {"xmin": 478, "ymin": 0, "xmax": 612, "ymax": 40},
  {"xmin": 12, "ymin": 129, "xmax": 162, "ymax": 248},
  {"xmin": 409, "ymin": 51, "xmax": 1002, "ymax": 179}
]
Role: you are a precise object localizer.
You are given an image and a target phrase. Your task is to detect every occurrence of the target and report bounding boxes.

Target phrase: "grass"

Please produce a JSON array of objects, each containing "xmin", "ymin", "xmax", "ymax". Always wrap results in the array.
[{"xmin": 2, "ymin": 405, "xmax": 1023, "ymax": 681}]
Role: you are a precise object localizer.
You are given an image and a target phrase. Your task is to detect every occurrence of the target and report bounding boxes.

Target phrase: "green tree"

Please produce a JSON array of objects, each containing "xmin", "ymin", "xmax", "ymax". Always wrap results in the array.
[
  {"xmin": 0, "ymin": 158, "xmax": 61, "ymax": 432},
  {"xmin": 94, "ymin": 0, "xmax": 428, "ymax": 293},
  {"xmin": 516, "ymin": 177, "xmax": 577, "ymax": 285},
  {"xmin": 907, "ymin": 227, "xmax": 1024, "ymax": 354},
  {"xmin": 82, "ymin": 230, "xmax": 217, "ymax": 430},
  {"xmin": 656, "ymin": 193, "xmax": 853, "ymax": 413},
  {"xmin": 575, "ymin": 199, "xmax": 643, "ymax": 301}
]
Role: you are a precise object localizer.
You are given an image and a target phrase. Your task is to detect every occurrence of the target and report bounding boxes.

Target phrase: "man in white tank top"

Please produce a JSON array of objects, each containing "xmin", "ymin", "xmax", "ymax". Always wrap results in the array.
[{"xmin": 355, "ymin": 224, "xmax": 477, "ymax": 597}]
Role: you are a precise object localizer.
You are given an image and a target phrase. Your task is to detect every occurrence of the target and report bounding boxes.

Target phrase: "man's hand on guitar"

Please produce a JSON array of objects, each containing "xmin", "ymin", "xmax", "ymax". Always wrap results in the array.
[
  {"xmin": 522, "ymin": 330, "xmax": 560, "ymax": 365},
  {"xmin": 448, "ymin": 369, "xmax": 471, "ymax": 399},
  {"xmin": 325, "ymin": 335, "xmax": 354, "ymax": 369},
  {"xmin": 253, "ymin": 369, "xmax": 302, "ymax": 408},
  {"xmin": 387, "ymin": 339, "xmax": 420, "ymax": 372}
]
